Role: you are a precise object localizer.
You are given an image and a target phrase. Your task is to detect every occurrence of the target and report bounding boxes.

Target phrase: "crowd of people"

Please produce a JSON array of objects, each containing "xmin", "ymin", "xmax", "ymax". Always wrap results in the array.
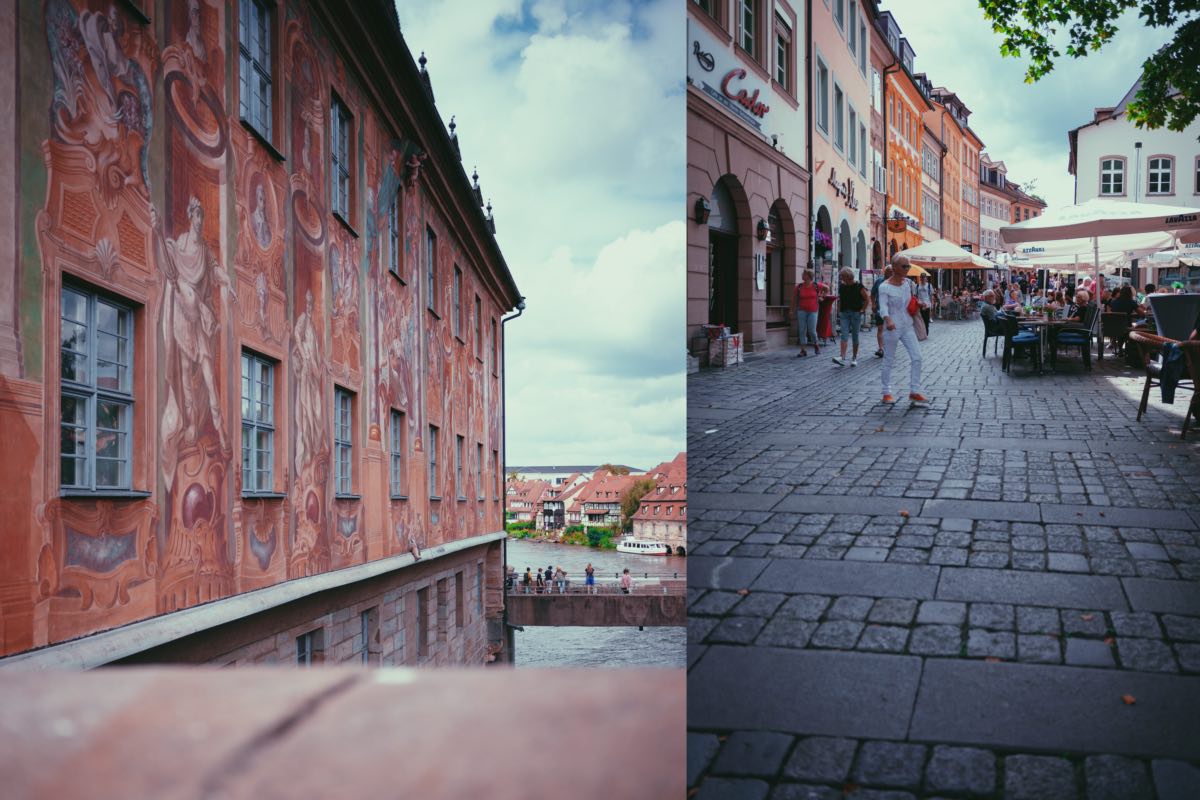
[{"xmin": 507, "ymin": 564, "xmax": 634, "ymax": 595}]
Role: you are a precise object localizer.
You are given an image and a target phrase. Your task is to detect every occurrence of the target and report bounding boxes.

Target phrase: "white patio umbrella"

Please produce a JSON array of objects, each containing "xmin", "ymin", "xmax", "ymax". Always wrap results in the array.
[
  {"xmin": 900, "ymin": 238, "xmax": 995, "ymax": 269},
  {"xmin": 1000, "ymin": 199, "xmax": 1200, "ymax": 356}
]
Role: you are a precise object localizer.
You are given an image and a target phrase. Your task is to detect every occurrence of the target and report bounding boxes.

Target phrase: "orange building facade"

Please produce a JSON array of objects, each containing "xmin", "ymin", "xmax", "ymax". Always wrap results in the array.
[
  {"xmin": 0, "ymin": 0, "xmax": 519, "ymax": 665},
  {"xmin": 922, "ymin": 82, "xmax": 965, "ymax": 255}
]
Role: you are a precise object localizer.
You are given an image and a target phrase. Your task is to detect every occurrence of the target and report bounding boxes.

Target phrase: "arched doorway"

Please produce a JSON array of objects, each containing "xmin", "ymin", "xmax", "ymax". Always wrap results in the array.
[
  {"xmin": 766, "ymin": 200, "xmax": 796, "ymax": 308},
  {"xmin": 707, "ymin": 178, "xmax": 740, "ymax": 331},
  {"xmin": 855, "ymin": 232, "xmax": 867, "ymax": 272},
  {"xmin": 814, "ymin": 206, "xmax": 833, "ymax": 268},
  {"xmin": 838, "ymin": 220, "xmax": 852, "ymax": 270},
  {"xmin": 675, "ymin": 546, "xmax": 686, "ymax": 556},
  {"xmin": 872, "ymin": 240, "xmax": 883, "ymax": 270}
]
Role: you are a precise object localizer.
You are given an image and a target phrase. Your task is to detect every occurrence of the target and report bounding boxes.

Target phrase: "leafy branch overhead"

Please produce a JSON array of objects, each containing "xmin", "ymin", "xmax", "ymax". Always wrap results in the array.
[{"xmin": 978, "ymin": 0, "xmax": 1200, "ymax": 134}]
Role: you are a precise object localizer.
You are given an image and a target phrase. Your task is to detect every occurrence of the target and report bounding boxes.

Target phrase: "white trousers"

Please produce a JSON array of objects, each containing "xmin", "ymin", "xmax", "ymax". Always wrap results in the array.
[{"xmin": 881, "ymin": 326, "xmax": 923, "ymax": 395}]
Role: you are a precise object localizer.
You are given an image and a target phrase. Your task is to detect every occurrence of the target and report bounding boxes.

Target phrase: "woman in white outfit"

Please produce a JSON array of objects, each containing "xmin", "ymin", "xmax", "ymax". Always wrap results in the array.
[{"xmin": 878, "ymin": 255, "xmax": 928, "ymax": 406}]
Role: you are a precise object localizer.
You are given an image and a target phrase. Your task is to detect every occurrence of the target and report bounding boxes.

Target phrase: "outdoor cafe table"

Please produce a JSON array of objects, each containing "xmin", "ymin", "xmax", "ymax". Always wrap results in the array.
[{"xmin": 1013, "ymin": 316, "xmax": 1073, "ymax": 374}]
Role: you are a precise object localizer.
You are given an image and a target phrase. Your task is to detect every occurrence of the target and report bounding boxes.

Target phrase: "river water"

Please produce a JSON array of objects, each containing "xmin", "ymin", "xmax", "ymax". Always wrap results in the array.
[{"xmin": 506, "ymin": 538, "xmax": 686, "ymax": 668}]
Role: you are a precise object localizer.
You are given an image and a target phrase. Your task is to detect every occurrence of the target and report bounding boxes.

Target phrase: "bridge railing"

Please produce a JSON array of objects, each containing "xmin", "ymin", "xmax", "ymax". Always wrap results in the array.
[{"xmin": 505, "ymin": 574, "xmax": 686, "ymax": 596}]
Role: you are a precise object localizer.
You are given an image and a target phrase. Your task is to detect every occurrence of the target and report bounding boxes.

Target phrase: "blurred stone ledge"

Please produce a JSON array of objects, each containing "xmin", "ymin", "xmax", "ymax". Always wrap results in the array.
[{"xmin": 0, "ymin": 666, "xmax": 685, "ymax": 799}]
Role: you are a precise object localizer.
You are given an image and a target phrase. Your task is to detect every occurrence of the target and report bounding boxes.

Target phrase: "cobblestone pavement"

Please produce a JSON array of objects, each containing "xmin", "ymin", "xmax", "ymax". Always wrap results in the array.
[{"xmin": 687, "ymin": 320, "xmax": 1200, "ymax": 799}]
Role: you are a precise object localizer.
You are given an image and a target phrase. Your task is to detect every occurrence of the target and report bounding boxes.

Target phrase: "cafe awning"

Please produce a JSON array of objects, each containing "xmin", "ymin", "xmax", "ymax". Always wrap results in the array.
[{"xmin": 899, "ymin": 238, "xmax": 994, "ymax": 269}]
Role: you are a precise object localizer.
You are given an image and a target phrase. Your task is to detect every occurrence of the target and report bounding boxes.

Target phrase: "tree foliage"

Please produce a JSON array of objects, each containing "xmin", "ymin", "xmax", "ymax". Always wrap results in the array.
[
  {"xmin": 620, "ymin": 478, "xmax": 657, "ymax": 531},
  {"xmin": 978, "ymin": 0, "xmax": 1200, "ymax": 134},
  {"xmin": 597, "ymin": 463, "xmax": 631, "ymax": 476}
]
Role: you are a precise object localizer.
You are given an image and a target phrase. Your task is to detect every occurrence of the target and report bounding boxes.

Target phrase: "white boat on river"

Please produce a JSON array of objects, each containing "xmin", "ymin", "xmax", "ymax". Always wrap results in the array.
[{"xmin": 615, "ymin": 536, "xmax": 670, "ymax": 556}]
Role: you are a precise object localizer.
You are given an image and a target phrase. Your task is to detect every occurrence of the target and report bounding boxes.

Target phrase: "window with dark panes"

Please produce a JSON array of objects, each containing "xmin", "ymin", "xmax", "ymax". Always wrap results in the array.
[
  {"xmin": 390, "ymin": 409, "xmax": 406, "ymax": 498},
  {"xmin": 455, "ymin": 435, "xmax": 465, "ymax": 499},
  {"xmin": 60, "ymin": 286, "xmax": 133, "ymax": 491},
  {"xmin": 474, "ymin": 295, "xmax": 482, "ymax": 358},
  {"xmin": 739, "ymin": 0, "xmax": 756, "ymax": 56},
  {"xmin": 334, "ymin": 387, "xmax": 353, "ymax": 495},
  {"xmin": 476, "ymin": 442, "xmax": 484, "ymax": 499},
  {"xmin": 330, "ymin": 97, "xmax": 351, "ymax": 219},
  {"xmin": 1148, "ymin": 157, "xmax": 1173, "ymax": 194},
  {"xmin": 429, "ymin": 424, "xmax": 440, "ymax": 497},
  {"xmin": 774, "ymin": 15, "xmax": 791, "ymax": 92},
  {"xmin": 426, "ymin": 227, "xmax": 437, "ymax": 311},
  {"xmin": 238, "ymin": 0, "xmax": 272, "ymax": 140},
  {"xmin": 388, "ymin": 190, "xmax": 402, "ymax": 277},
  {"xmin": 453, "ymin": 266, "xmax": 462, "ymax": 338},
  {"xmin": 241, "ymin": 352, "xmax": 274, "ymax": 494}
]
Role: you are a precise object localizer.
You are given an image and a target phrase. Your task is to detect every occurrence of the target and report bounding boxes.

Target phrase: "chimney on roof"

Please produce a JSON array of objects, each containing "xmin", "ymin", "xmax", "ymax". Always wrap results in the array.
[{"xmin": 1093, "ymin": 107, "xmax": 1115, "ymax": 123}]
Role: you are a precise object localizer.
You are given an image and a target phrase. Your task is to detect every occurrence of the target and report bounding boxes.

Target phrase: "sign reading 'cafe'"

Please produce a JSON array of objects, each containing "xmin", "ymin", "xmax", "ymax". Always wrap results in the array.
[{"xmin": 828, "ymin": 168, "xmax": 859, "ymax": 211}]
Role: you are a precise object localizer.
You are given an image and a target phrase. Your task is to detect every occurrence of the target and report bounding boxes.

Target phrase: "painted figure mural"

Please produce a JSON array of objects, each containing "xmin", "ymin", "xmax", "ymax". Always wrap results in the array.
[{"xmin": 0, "ymin": 0, "xmax": 514, "ymax": 659}]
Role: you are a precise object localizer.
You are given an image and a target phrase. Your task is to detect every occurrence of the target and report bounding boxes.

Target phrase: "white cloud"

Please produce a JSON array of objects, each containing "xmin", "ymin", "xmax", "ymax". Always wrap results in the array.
[
  {"xmin": 881, "ymin": 0, "xmax": 1173, "ymax": 209},
  {"xmin": 397, "ymin": 1, "xmax": 685, "ymax": 469}
]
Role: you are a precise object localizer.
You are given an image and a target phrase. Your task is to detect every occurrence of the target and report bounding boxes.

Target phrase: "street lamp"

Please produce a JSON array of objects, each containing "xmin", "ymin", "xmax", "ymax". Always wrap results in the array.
[{"xmin": 694, "ymin": 197, "xmax": 711, "ymax": 225}]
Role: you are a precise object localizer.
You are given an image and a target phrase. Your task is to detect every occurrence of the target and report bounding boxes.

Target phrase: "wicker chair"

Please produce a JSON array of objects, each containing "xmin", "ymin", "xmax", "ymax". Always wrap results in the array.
[{"xmin": 1128, "ymin": 331, "xmax": 1199, "ymax": 439}]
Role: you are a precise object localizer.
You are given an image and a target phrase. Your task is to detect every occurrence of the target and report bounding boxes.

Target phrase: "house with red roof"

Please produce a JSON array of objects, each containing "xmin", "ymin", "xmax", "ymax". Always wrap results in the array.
[{"xmin": 632, "ymin": 452, "xmax": 687, "ymax": 555}]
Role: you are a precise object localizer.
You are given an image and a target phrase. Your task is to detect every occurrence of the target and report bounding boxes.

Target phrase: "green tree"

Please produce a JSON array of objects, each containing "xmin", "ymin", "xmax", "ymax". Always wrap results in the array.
[
  {"xmin": 978, "ymin": 1, "xmax": 1200, "ymax": 135},
  {"xmin": 596, "ymin": 463, "xmax": 631, "ymax": 476},
  {"xmin": 620, "ymin": 478, "xmax": 657, "ymax": 532}
]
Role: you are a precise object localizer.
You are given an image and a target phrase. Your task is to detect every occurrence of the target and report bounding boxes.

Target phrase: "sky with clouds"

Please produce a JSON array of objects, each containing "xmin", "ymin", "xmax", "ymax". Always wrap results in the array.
[
  {"xmin": 394, "ymin": 0, "xmax": 684, "ymax": 472},
  {"xmin": 882, "ymin": 0, "xmax": 1174, "ymax": 210}
]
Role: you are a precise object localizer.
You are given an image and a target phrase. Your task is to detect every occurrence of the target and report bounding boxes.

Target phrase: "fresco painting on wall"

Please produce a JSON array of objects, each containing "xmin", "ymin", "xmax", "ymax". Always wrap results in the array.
[{"xmin": 2, "ymin": 0, "xmax": 510, "ymax": 658}]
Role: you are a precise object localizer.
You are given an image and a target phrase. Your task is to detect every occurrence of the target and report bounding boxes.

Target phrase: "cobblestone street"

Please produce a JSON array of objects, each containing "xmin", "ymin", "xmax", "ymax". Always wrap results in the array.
[{"xmin": 687, "ymin": 319, "xmax": 1200, "ymax": 799}]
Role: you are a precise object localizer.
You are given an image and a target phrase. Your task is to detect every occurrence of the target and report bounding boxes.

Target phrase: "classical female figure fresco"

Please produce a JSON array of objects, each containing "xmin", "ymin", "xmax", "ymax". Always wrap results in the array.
[{"xmin": 153, "ymin": 197, "xmax": 236, "ymax": 480}]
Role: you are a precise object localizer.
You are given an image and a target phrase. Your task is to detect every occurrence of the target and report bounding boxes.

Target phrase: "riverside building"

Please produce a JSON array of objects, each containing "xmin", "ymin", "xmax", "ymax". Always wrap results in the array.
[{"xmin": 0, "ymin": 0, "xmax": 520, "ymax": 667}]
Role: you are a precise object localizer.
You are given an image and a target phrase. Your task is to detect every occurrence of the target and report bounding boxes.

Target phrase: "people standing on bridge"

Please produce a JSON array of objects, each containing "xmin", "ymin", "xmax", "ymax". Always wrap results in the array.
[
  {"xmin": 522, "ymin": 567, "xmax": 532, "ymax": 594},
  {"xmin": 505, "ymin": 565, "xmax": 515, "ymax": 593},
  {"xmin": 585, "ymin": 563, "xmax": 595, "ymax": 594},
  {"xmin": 621, "ymin": 568, "xmax": 632, "ymax": 594},
  {"xmin": 554, "ymin": 565, "xmax": 566, "ymax": 594},
  {"xmin": 535, "ymin": 567, "xmax": 544, "ymax": 594}
]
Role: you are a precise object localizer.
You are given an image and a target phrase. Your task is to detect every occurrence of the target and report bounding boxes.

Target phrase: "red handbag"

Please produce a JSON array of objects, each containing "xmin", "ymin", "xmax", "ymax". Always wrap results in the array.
[{"xmin": 907, "ymin": 294, "xmax": 920, "ymax": 316}]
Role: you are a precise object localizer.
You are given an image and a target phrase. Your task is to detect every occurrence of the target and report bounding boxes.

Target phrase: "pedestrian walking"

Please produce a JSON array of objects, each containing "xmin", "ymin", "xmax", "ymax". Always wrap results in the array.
[
  {"xmin": 833, "ymin": 267, "xmax": 869, "ymax": 366},
  {"xmin": 871, "ymin": 266, "xmax": 892, "ymax": 358},
  {"xmin": 878, "ymin": 254, "xmax": 928, "ymax": 406},
  {"xmin": 791, "ymin": 269, "xmax": 820, "ymax": 357},
  {"xmin": 916, "ymin": 273, "xmax": 932, "ymax": 332},
  {"xmin": 620, "ymin": 568, "xmax": 633, "ymax": 594},
  {"xmin": 585, "ymin": 563, "xmax": 596, "ymax": 594}
]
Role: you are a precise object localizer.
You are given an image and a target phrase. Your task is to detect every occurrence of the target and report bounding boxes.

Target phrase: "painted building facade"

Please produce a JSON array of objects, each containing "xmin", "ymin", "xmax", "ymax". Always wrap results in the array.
[
  {"xmin": 631, "ymin": 452, "xmax": 687, "ymax": 556},
  {"xmin": 688, "ymin": 0, "xmax": 810, "ymax": 357},
  {"xmin": 920, "ymin": 124, "xmax": 944, "ymax": 243},
  {"xmin": 811, "ymin": 0, "xmax": 872, "ymax": 285},
  {"xmin": 0, "ymin": 0, "xmax": 519, "ymax": 666},
  {"xmin": 978, "ymin": 154, "xmax": 1013, "ymax": 260},
  {"xmin": 922, "ymin": 81, "xmax": 965, "ymax": 256},
  {"xmin": 961, "ymin": 126, "xmax": 984, "ymax": 253}
]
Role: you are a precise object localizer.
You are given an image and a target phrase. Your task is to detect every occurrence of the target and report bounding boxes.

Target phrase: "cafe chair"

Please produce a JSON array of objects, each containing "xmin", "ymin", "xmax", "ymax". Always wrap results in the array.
[
  {"xmin": 1051, "ymin": 305, "xmax": 1098, "ymax": 371},
  {"xmin": 1101, "ymin": 312, "xmax": 1133, "ymax": 356},
  {"xmin": 1129, "ymin": 331, "xmax": 1199, "ymax": 439},
  {"xmin": 981, "ymin": 312, "xmax": 1004, "ymax": 357},
  {"xmin": 1000, "ymin": 314, "xmax": 1041, "ymax": 374}
]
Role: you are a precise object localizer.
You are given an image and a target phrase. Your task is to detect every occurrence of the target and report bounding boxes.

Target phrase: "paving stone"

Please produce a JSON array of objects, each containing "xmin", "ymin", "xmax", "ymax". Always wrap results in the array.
[
  {"xmin": 1047, "ymin": 552, "xmax": 1090, "ymax": 572},
  {"xmin": 1152, "ymin": 759, "xmax": 1200, "ymax": 800},
  {"xmin": 868, "ymin": 598, "xmax": 917, "ymax": 625},
  {"xmin": 1003, "ymin": 755, "xmax": 1078, "ymax": 800},
  {"xmin": 1011, "ymin": 552, "xmax": 1046, "ymax": 570},
  {"xmin": 923, "ymin": 499, "xmax": 1039, "ymax": 522},
  {"xmin": 1061, "ymin": 610, "xmax": 1107, "ymax": 637},
  {"xmin": 1110, "ymin": 611, "xmax": 1162, "ymax": 639},
  {"xmin": 708, "ymin": 616, "xmax": 767, "ymax": 645},
  {"xmin": 756, "ymin": 619, "xmax": 817, "ymax": 649},
  {"xmin": 1016, "ymin": 606, "xmax": 1060, "ymax": 635},
  {"xmin": 1117, "ymin": 638, "xmax": 1178, "ymax": 672},
  {"xmin": 691, "ymin": 557, "xmax": 771, "ymax": 592},
  {"xmin": 690, "ymin": 647, "xmax": 922, "ymax": 740},
  {"xmin": 768, "ymin": 784, "xmax": 842, "ymax": 800},
  {"xmin": 887, "ymin": 548, "xmax": 929, "ymax": 564},
  {"xmin": 778, "ymin": 595, "xmax": 832, "ymax": 620},
  {"xmin": 691, "ymin": 591, "xmax": 742, "ymax": 616},
  {"xmin": 851, "ymin": 741, "xmax": 926, "ymax": 790},
  {"xmin": 1176, "ymin": 643, "xmax": 1200, "ymax": 673},
  {"xmin": 810, "ymin": 621, "xmax": 864, "ymax": 649},
  {"xmin": 937, "ymin": 569, "xmax": 1128, "ymax": 610},
  {"xmin": 1084, "ymin": 754, "xmax": 1154, "ymax": 800},
  {"xmin": 712, "ymin": 731, "xmax": 795, "ymax": 778},
  {"xmin": 968, "ymin": 551, "xmax": 1010, "ymax": 568},
  {"xmin": 688, "ymin": 733, "xmax": 720, "ymax": 787},
  {"xmin": 909, "ymin": 625, "xmax": 962, "ymax": 656},
  {"xmin": 1017, "ymin": 634, "xmax": 1061, "ymax": 664},
  {"xmin": 911, "ymin": 659, "xmax": 1200, "ymax": 759},
  {"xmin": 858, "ymin": 625, "xmax": 910, "ymax": 653},
  {"xmin": 1125, "ymin": 542, "xmax": 1169, "ymax": 561},
  {"xmin": 970, "ymin": 603, "xmax": 1015, "ymax": 631},
  {"xmin": 827, "ymin": 596, "xmax": 874, "ymax": 621},
  {"xmin": 917, "ymin": 601, "xmax": 966, "ymax": 626},
  {"xmin": 1162, "ymin": 614, "xmax": 1200, "ymax": 641},
  {"xmin": 1124, "ymin": 579, "xmax": 1200, "ymax": 615},
  {"xmin": 967, "ymin": 629, "xmax": 1015, "ymax": 659},
  {"xmin": 781, "ymin": 736, "xmax": 857, "ymax": 783},
  {"xmin": 690, "ymin": 617, "xmax": 718, "ymax": 644},
  {"xmin": 696, "ymin": 777, "xmax": 770, "ymax": 800},
  {"xmin": 924, "ymin": 745, "xmax": 996, "ymax": 796},
  {"xmin": 1065, "ymin": 638, "xmax": 1115, "ymax": 668},
  {"xmin": 934, "ymin": 532, "xmax": 971, "ymax": 548},
  {"xmin": 930, "ymin": 547, "xmax": 969, "ymax": 566},
  {"xmin": 753, "ymin": 561, "xmax": 939, "ymax": 599},
  {"xmin": 732, "ymin": 592, "xmax": 787, "ymax": 618}
]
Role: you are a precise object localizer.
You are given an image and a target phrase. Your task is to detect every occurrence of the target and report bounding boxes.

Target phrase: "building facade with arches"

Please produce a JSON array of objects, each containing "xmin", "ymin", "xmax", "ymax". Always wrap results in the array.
[{"xmin": 687, "ymin": 1, "xmax": 810, "ymax": 358}]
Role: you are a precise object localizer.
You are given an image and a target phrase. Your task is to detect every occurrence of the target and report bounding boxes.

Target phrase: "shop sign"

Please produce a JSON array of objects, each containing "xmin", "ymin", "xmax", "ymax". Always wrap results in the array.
[
  {"xmin": 827, "ymin": 168, "xmax": 860, "ymax": 211},
  {"xmin": 720, "ymin": 70, "xmax": 769, "ymax": 118},
  {"xmin": 887, "ymin": 218, "xmax": 906, "ymax": 233}
]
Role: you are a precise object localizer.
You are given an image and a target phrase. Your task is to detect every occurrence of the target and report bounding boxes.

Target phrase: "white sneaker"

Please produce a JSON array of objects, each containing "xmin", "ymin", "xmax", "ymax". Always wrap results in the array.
[
  {"xmin": 851, "ymin": 359, "xmax": 858, "ymax": 367},
  {"xmin": 832, "ymin": 356, "xmax": 845, "ymax": 366}
]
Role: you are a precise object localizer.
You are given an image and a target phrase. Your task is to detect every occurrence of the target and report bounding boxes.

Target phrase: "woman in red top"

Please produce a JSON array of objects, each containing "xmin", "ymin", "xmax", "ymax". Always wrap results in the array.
[{"xmin": 791, "ymin": 270, "xmax": 820, "ymax": 356}]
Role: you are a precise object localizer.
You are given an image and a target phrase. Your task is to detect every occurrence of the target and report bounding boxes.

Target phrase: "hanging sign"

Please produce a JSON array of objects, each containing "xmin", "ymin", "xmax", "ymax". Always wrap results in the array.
[{"xmin": 828, "ymin": 168, "xmax": 860, "ymax": 211}]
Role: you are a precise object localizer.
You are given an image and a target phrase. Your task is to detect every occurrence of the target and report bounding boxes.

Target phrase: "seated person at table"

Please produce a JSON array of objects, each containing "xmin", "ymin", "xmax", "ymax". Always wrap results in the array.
[
  {"xmin": 1109, "ymin": 284, "xmax": 1138, "ymax": 315},
  {"xmin": 1030, "ymin": 288, "xmax": 1047, "ymax": 310},
  {"xmin": 1064, "ymin": 290, "xmax": 1091, "ymax": 323},
  {"xmin": 1100, "ymin": 288, "xmax": 1113, "ymax": 310},
  {"xmin": 1002, "ymin": 288, "xmax": 1024, "ymax": 312},
  {"xmin": 979, "ymin": 291, "xmax": 998, "ymax": 322}
]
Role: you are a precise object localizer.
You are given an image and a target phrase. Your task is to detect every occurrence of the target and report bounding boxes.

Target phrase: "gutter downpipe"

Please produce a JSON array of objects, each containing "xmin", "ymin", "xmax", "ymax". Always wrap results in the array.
[
  {"xmin": 500, "ymin": 297, "xmax": 526, "ymax": 663},
  {"xmin": 806, "ymin": 0, "xmax": 814, "ymax": 274}
]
